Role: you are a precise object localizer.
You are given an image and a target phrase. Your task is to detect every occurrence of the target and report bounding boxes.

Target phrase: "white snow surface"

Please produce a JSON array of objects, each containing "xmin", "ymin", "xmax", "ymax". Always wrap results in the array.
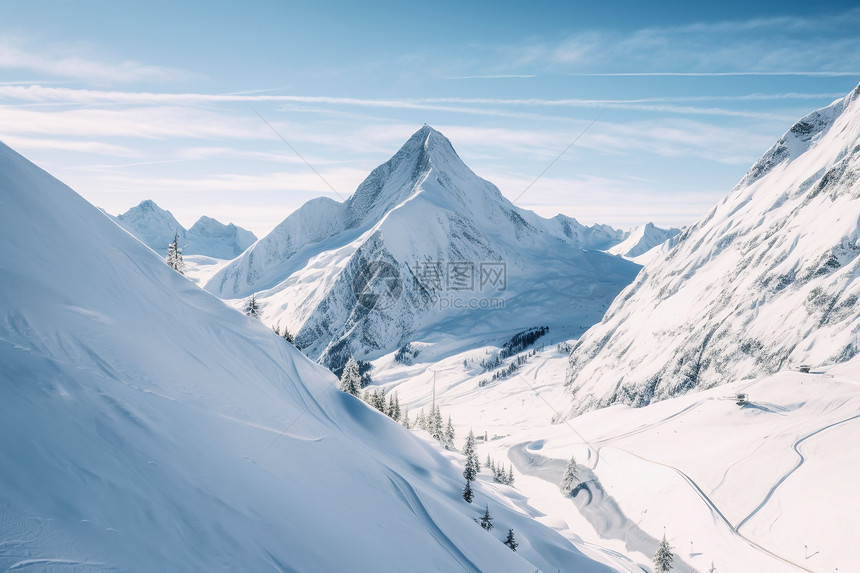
[
  {"xmin": 370, "ymin": 328, "xmax": 860, "ymax": 573},
  {"xmin": 114, "ymin": 199, "xmax": 257, "ymax": 259},
  {"xmin": 606, "ymin": 222, "xmax": 681, "ymax": 260},
  {"xmin": 0, "ymin": 140, "xmax": 619, "ymax": 572},
  {"xmin": 205, "ymin": 126, "xmax": 637, "ymax": 370},
  {"xmin": 565, "ymin": 83, "xmax": 860, "ymax": 413}
]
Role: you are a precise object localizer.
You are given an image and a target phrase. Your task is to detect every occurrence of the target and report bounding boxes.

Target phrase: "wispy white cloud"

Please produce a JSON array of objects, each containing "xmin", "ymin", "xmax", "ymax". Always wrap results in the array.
[
  {"xmin": 491, "ymin": 10, "xmax": 860, "ymax": 76},
  {"xmin": 0, "ymin": 35, "xmax": 190, "ymax": 82},
  {"xmin": 0, "ymin": 135, "xmax": 140, "ymax": 157},
  {"xmin": 0, "ymin": 105, "xmax": 263, "ymax": 139},
  {"xmin": 0, "ymin": 84, "xmax": 824, "ymax": 122}
]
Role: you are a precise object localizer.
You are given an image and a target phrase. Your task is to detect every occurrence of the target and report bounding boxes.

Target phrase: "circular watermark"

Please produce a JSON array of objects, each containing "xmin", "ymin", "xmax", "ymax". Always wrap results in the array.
[{"xmin": 352, "ymin": 260, "xmax": 402, "ymax": 311}]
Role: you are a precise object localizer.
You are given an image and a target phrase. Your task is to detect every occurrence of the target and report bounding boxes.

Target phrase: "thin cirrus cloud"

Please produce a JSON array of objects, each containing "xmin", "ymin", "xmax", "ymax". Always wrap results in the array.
[
  {"xmin": 0, "ymin": 36, "xmax": 190, "ymax": 82},
  {"xmin": 1, "ymin": 135, "xmax": 141, "ymax": 157},
  {"xmin": 0, "ymin": 84, "xmax": 827, "ymax": 124},
  {"xmin": 500, "ymin": 11, "xmax": 860, "ymax": 74},
  {"xmin": 0, "ymin": 105, "xmax": 265, "ymax": 140}
]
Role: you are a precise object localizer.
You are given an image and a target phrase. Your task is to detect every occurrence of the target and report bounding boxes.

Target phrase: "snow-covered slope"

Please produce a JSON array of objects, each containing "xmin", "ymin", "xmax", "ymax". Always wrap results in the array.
[
  {"xmin": 367, "ymin": 328, "xmax": 860, "ymax": 573},
  {"xmin": 114, "ymin": 200, "xmax": 257, "ymax": 258},
  {"xmin": 607, "ymin": 222, "xmax": 680, "ymax": 259},
  {"xmin": 0, "ymin": 140, "xmax": 617, "ymax": 572},
  {"xmin": 205, "ymin": 126, "xmax": 637, "ymax": 370},
  {"xmin": 565, "ymin": 83, "xmax": 860, "ymax": 414}
]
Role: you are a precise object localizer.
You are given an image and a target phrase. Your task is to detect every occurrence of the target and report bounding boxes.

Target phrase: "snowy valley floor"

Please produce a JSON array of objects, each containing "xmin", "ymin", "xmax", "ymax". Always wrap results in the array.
[{"xmin": 374, "ymin": 329, "xmax": 860, "ymax": 573}]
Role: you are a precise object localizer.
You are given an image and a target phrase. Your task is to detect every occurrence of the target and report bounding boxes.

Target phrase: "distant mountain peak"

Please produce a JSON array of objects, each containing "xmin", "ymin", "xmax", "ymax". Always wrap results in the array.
[
  {"xmin": 608, "ymin": 222, "xmax": 681, "ymax": 259},
  {"xmin": 113, "ymin": 200, "xmax": 256, "ymax": 259}
]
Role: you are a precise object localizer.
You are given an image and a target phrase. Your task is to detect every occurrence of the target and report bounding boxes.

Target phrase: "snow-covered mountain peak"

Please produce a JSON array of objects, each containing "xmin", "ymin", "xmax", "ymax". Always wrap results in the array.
[
  {"xmin": 112, "ymin": 201, "xmax": 257, "ymax": 259},
  {"xmin": 206, "ymin": 126, "xmax": 635, "ymax": 370},
  {"xmin": 741, "ymin": 87, "xmax": 858, "ymax": 187},
  {"xmin": 114, "ymin": 198, "xmax": 186, "ymax": 253},
  {"xmin": 341, "ymin": 124, "xmax": 480, "ymax": 227}
]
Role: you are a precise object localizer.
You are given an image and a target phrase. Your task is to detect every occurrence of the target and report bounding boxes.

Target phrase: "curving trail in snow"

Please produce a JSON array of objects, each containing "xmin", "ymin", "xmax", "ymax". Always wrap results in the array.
[
  {"xmin": 608, "ymin": 448, "xmax": 814, "ymax": 573},
  {"xmin": 736, "ymin": 413, "xmax": 860, "ymax": 531},
  {"xmin": 386, "ymin": 471, "xmax": 478, "ymax": 573}
]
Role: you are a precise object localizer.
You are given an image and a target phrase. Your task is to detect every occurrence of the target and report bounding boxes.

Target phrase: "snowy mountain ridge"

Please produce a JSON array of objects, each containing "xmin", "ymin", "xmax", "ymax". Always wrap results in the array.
[
  {"xmin": 114, "ymin": 199, "xmax": 257, "ymax": 259},
  {"xmin": 564, "ymin": 82, "xmax": 860, "ymax": 415},
  {"xmin": 607, "ymin": 222, "xmax": 681, "ymax": 260},
  {"xmin": 205, "ymin": 126, "xmax": 639, "ymax": 371}
]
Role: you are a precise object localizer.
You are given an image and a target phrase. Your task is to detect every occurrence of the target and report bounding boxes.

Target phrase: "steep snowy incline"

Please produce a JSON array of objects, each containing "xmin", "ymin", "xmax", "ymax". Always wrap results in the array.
[
  {"xmin": 607, "ymin": 223, "xmax": 681, "ymax": 259},
  {"xmin": 114, "ymin": 199, "xmax": 257, "ymax": 258},
  {"xmin": 205, "ymin": 126, "xmax": 637, "ymax": 370},
  {"xmin": 0, "ymin": 140, "xmax": 616, "ymax": 573},
  {"xmin": 565, "ymin": 83, "xmax": 860, "ymax": 414}
]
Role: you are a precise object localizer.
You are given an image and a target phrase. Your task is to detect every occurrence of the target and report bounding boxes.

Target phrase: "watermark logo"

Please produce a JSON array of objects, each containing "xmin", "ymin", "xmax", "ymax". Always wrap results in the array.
[
  {"xmin": 353, "ymin": 260, "xmax": 402, "ymax": 311},
  {"xmin": 413, "ymin": 260, "xmax": 507, "ymax": 294},
  {"xmin": 413, "ymin": 260, "xmax": 507, "ymax": 310}
]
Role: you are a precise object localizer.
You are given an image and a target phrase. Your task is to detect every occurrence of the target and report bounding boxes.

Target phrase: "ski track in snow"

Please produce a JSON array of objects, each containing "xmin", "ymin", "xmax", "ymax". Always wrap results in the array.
[
  {"xmin": 736, "ymin": 412, "xmax": 860, "ymax": 531},
  {"xmin": 385, "ymin": 471, "xmax": 479, "ymax": 573},
  {"xmin": 612, "ymin": 448, "xmax": 814, "ymax": 572}
]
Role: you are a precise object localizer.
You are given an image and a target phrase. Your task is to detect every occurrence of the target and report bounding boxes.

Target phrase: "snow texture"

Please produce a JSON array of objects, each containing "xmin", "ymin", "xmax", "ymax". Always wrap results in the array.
[{"xmin": 565, "ymin": 82, "xmax": 860, "ymax": 414}]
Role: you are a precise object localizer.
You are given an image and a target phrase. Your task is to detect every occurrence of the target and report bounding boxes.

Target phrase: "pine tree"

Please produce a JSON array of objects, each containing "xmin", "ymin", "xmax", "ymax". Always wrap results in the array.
[
  {"xmin": 485, "ymin": 454, "xmax": 492, "ymax": 470},
  {"xmin": 430, "ymin": 405, "xmax": 444, "ymax": 441},
  {"xmin": 653, "ymin": 533, "xmax": 674, "ymax": 573},
  {"xmin": 462, "ymin": 430, "xmax": 478, "ymax": 482},
  {"xmin": 281, "ymin": 327, "xmax": 294, "ymax": 344},
  {"xmin": 339, "ymin": 356, "xmax": 362, "ymax": 396},
  {"xmin": 503, "ymin": 528, "xmax": 518, "ymax": 551},
  {"xmin": 416, "ymin": 409, "xmax": 426, "ymax": 430},
  {"xmin": 507, "ymin": 466, "xmax": 514, "ymax": 486},
  {"xmin": 479, "ymin": 505, "xmax": 494, "ymax": 530},
  {"xmin": 559, "ymin": 455, "xmax": 580, "ymax": 495},
  {"xmin": 708, "ymin": 561, "xmax": 716, "ymax": 573},
  {"xmin": 445, "ymin": 415, "xmax": 455, "ymax": 445},
  {"xmin": 463, "ymin": 479, "xmax": 474, "ymax": 503},
  {"xmin": 388, "ymin": 392, "xmax": 401, "ymax": 421},
  {"xmin": 165, "ymin": 233, "xmax": 184, "ymax": 274},
  {"xmin": 363, "ymin": 389, "xmax": 386, "ymax": 413},
  {"xmin": 243, "ymin": 294, "xmax": 260, "ymax": 318},
  {"xmin": 494, "ymin": 464, "xmax": 505, "ymax": 483},
  {"xmin": 401, "ymin": 409, "xmax": 411, "ymax": 429}
]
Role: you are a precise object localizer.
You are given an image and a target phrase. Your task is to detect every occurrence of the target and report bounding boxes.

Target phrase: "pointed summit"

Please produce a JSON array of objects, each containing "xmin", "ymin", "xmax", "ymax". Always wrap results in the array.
[
  {"xmin": 114, "ymin": 199, "xmax": 185, "ymax": 255},
  {"xmin": 341, "ymin": 125, "xmax": 470, "ymax": 225}
]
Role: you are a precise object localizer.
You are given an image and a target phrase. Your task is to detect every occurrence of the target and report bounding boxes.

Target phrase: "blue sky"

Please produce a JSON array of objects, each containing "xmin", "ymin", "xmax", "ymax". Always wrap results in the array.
[{"xmin": 2, "ymin": 0, "xmax": 860, "ymax": 235}]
